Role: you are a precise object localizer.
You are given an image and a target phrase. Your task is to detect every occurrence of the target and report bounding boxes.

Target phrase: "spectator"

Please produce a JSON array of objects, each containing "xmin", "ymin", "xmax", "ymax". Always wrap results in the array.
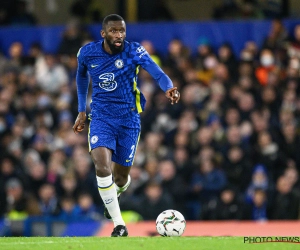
[
  {"xmin": 72, "ymin": 152, "xmax": 100, "ymax": 205},
  {"xmin": 255, "ymin": 48, "xmax": 279, "ymax": 86},
  {"xmin": 201, "ymin": 185, "xmax": 244, "ymax": 220},
  {"xmin": 59, "ymin": 196, "xmax": 78, "ymax": 220},
  {"xmin": 173, "ymin": 147, "xmax": 195, "ymax": 183},
  {"xmin": 193, "ymin": 37, "xmax": 213, "ymax": 71},
  {"xmin": 190, "ymin": 126, "xmax": 215, "ymax": 155},
  {"xmin": 197, "ymin": 54, "xmax": 219, "ymax": 85},
  {"xmin": 221, "ymin": 125, "xmax": 247, "ymax": 155},
  {"xmin": 237, "ymin": 92, "xmax": 256, "ymax": 120},
  {"xmin": 245, "ymin": 188, "xmax": 268, "ymax": 221},
  {"xmin": 189, "ymin": 158, "xmax": 227, "ymax": 203},
  {"xmin": 74, "ymin": 192, "xmax": 100, "ymax": 220},
  {"xmin": 262, "ymin": 19, "xmax": 288, "ymax": 51},
  {"xmin": 155, "ymin": 160, "xmax": 187, "ymax": 215},
  {"xmin": 269, "ymin": 176, "xmax": 300, "ymax": 219},
  {"xmin": 245, "ymin": 164, "xmax": 269, "ymax": 202},
  {"xmin": 287, "ymin": 24, "xmax": 300, "ymax": 59},
  {"xmin": 0, "ymin": 155, "xmax": 25, "ymax": 189},
  {"xmin": 26, "ymin": 160, "xmax": 48, "ymax": 197},
  {"xmin": 283, "ymin": 162, "xmax": 300, "ymax": 190},
  {"xmin": 58, "ymin": 20, "xmax": 91, "ymax": 56},
  {"xmin": 223, "ymin": 146, "xmax": 252, "ymax": 192},
  {"xmin": 164, "ymin": 39, "xmax": 190, "ymax": 74},
  {"xmin": 253, "ymin": 130, "xmax": 287, "ymax": 182},
  {"xmin": 37, "ymin": 183, "xmax": 60, "ymax": 216},
  {"xmin": 279, "ymin": 122, "xmax": 300, "ymax": 168},
  {"xmin": 9, "ymin": 0, "xmax": 37, "ymax": 26},
  {"xmin": 217, "ymin": 42, "xmax": 238, "ymax": 79},
  {"xmin": 55, "ymin": 172, "xmax": 79, "ymax": 200},
  {"xmin": 5, "ymin": 178, "xmax": 39, "ymax": 220},
  {"xmin": 260, "ymin": 86, "xmax": 280, "ymax": 121},
  {"xmin": 136, "ymin": 181, "xmax": 174, "ymax": 220},
  {"xmin": 223, "ymin": 107, "xmax": 241, "ymax": 128},
  {"xmin": 36, "ymin": 54, "xmax": 68, "ymax": 94},
  {"xmin": 5, "ymin": 42, "xmax": 25, "ymax": 72}
]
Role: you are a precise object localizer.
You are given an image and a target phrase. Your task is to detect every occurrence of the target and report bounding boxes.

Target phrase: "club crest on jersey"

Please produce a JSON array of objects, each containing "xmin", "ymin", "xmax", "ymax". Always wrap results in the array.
[
  {"xmin": 136, "ymin": 46, "xmax": 146, "ymax": 53},
  {"xmin": 91, "ymin": 135, "xmax": 98, "ymax": 144},
  {"xmin": 115, "ymin": 59, "xmax": 124, "ymax": 69}
]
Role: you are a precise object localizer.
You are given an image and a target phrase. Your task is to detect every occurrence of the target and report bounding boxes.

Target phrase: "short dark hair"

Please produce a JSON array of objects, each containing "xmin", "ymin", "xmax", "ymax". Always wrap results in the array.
[{"xmin": 102, "ymin": 14, "xmax": 124, "ymax": 29}]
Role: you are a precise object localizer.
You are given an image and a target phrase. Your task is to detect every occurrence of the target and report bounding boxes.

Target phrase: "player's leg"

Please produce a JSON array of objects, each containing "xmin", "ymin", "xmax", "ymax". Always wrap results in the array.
[
  {"xmin": 112, "ymin": 162, "xmax": 131, "ymax": 196},
  {"xmin": 103, "ymin": 162, "xmax": 131, "ymax": 219},
  {"xmin": 112, "ymin": 124, "xmax": 140, "ymax": 194},
  {"xmin": 108, "ymin": 126, "xmax": 140, "ymax": 213},
  {"xmin": 88, "ymin": 118, "xmax": 127, "ymax": 236},
  {"xmin": 91, "ymin": 147, "xmax": 126, "ymax": 231}
]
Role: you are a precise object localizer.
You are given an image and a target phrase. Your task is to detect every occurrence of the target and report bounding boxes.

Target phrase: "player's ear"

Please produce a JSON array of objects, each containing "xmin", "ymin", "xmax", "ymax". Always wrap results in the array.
[{"xmin": 101, "ymin": 30, "xmax": 105, "ymax": 38}]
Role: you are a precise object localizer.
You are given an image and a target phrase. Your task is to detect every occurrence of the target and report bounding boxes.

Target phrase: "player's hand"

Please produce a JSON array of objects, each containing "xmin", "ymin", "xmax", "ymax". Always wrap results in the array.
[
  {"xmin": 73, "ymin": 112, "xmax": 86, "ymax": 134},
  {"xmin": 165, "ymin": 87, "xmax": 180, "ymax": 105}
]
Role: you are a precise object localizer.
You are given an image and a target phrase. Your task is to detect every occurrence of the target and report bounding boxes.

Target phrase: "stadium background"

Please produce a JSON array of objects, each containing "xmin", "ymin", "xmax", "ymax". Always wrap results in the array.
[{"xmin": 1, "ymin": 0, "xmax": 300, "ymax": 236}]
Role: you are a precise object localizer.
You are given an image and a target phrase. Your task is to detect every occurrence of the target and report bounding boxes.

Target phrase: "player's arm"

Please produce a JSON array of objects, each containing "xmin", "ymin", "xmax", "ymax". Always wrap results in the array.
[
  {"xmin": 144, "ymin": 63, "xmax": 180, "ymax": 104},
  {"xmin": 73, "ymin": 48, "xmax": 89, "ymax": 134},
  {"xmin": 137, "ymin": 48, "xmax": 180, "ymax": 104}
]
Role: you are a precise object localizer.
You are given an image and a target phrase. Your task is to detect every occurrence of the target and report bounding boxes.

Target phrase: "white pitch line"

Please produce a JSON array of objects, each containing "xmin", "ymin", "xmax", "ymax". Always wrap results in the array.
[{"xmin": 0, "ymin": 241, "xmax": 84, "ymax": 245}]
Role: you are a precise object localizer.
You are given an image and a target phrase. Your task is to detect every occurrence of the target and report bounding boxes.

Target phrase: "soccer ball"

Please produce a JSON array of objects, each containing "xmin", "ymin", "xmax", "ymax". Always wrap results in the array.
[{"xmin": 156, "ymin": 209, "xmax": 186, "ymax": 237}]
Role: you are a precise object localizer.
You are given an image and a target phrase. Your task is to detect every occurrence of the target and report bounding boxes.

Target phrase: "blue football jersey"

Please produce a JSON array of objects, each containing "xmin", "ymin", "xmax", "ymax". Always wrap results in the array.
[{"xmin": 76, "ymin": 39, "xmax": 173, "ymax": 118}]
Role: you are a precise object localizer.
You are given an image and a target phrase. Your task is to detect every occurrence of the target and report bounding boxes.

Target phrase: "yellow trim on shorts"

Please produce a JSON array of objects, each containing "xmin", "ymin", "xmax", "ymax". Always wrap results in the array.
[
  {"xmin": 88, "ymin": 117, "xmax": 91, "ymax": 152},
  {"xmin": 131, "ymin": 132, "xmax": 140, "ymax": 165}
]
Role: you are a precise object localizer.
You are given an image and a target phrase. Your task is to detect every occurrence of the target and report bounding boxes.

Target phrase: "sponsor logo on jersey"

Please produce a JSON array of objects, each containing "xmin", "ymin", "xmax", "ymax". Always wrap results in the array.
[
  {"xmin": 91, "ymin": 64, "xmax": 99, "ymax": 68},
  {"xmin": 136, "ymin": 46, "xmax": 146, "ymax": 53},
  {"xmin": 115, "ymin": 59, "xmax": 124, "ymax": 69},
  {"xmin": 98, "ymin": 73, "xmax": 118, "ymax": 91},
  {"xmin": 91, "ymin": 135, "xmax": 98, "ymax": 144},
  {"xmin": 136, "ymin": 46, "xmax": 148, "ymax": 58},
  {"xmin": 139, "ymin": 51, "xmax": 148, "ymax": 58}
]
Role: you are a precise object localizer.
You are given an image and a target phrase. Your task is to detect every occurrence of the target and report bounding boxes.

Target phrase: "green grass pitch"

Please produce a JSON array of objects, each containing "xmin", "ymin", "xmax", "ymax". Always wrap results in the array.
[{"xmin": 1, "ymin": 237, "xmax": 300, "ymax": 250}]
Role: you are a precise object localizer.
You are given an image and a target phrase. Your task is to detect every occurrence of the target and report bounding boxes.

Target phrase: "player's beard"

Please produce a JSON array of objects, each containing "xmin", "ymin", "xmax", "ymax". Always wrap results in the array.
[{"xmin": 106, "ymin": 39, "xmax": 124, "ymax": 54}]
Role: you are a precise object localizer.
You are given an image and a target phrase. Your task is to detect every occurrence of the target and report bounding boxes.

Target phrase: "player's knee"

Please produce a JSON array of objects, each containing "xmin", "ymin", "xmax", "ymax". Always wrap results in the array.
[{"xmin": 95, "ymin": 164, "xmax": 111, "ymax": 176}]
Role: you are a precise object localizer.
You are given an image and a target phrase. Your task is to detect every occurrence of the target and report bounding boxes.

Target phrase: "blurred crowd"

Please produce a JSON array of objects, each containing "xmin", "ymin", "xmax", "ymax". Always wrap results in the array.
[
  {"xmin": 0, "ymin": 19, "xmax": 300, "ymax": 225},
  {"xmin": 0, "ymin": 0, "xmax": 292, "ymax": 27},
  {"xmin": 0, "ymin": 0, "xmax": 37, "ymax": 26},
  {"xmin": 213, "ymin": 0, "xmax": 289, "ymax": 20}
]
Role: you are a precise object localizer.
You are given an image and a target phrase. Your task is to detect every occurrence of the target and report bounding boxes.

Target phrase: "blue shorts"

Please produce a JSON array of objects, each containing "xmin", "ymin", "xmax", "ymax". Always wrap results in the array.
[{"xmin": 88, "ymin": 114, "xmax": 141, "ymax": 167}]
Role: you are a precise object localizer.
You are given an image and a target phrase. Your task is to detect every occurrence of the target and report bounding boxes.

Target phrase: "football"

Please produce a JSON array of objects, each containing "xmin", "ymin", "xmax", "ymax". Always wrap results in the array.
[{"xmin": 156, "ymin": 209, "xmax": 186, "ymax": 237}]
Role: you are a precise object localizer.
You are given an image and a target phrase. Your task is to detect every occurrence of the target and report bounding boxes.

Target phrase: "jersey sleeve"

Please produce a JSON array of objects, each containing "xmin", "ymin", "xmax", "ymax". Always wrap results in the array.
[
  {"xmin": 132, "ymin": 43, "xmax": 173, "ymax": 92},
  {"xmin": 76, "ymin": 47, "xmax": 89, "ymax": 112}
]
